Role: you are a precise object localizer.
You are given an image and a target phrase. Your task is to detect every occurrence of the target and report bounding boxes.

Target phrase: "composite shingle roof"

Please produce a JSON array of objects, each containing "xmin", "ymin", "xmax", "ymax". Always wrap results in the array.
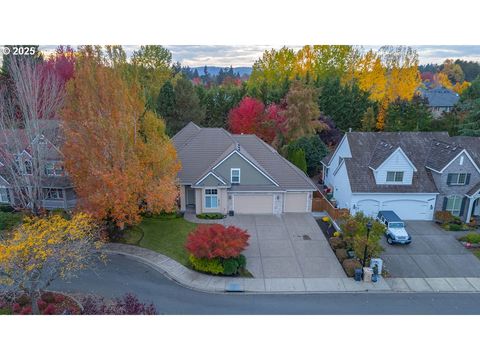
[
  {"xmin": 173, "ymin": 123, "xmax": 316, "ymax": 191},
  {"xmin": 420, "ymin": 86, "xmax": 460, "ymax": 108}
]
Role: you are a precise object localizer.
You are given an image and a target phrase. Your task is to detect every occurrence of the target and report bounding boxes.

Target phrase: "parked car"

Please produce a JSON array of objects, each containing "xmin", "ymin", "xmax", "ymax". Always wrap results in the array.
[{"xmin": 376, "ymin": 210, "xmax": 411, "ymax": 245}]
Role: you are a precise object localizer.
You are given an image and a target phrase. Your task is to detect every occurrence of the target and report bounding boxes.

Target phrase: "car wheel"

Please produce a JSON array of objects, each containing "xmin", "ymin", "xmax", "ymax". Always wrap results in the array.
[{"xmin": 387, "ymin": 236, "xmax": 393, "ymax": 245}]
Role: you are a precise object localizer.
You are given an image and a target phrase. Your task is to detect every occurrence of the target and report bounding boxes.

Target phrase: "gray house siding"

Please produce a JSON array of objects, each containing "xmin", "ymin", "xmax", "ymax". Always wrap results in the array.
[
  {"xmin": 197, "ymin": 173, "xmax": 226, "ymax": 187},
  {"xmin": 432, "ymin": 153, "xmax": 480, "ymax": 221},
  {"xmin": 214, "ymin": 152, "xmax": 273, "ymax": 186}
]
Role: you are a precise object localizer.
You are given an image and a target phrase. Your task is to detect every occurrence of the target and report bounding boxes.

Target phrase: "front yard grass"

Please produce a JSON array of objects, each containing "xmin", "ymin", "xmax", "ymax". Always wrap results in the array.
[
  {"xmin": 472, "ymin": 249, "xmax": 480, "ymax": 260},
  {"xmin": 122, "ymin": 217, "xmax": 197, "ymax": 267}
]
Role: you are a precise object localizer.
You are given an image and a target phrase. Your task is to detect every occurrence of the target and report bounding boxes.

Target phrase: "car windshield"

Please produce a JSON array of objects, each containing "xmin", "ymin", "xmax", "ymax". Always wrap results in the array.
[{"xmin": 389, "ymin": 222, "xmax": 404, "ymax": 229}]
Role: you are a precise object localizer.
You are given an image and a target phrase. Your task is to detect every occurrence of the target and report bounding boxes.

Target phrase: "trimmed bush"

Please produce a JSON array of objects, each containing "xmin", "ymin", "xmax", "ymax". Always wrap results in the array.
[
  {"xmin": 335, "ymin": 248, "xmax": 348, "ymax": 263},
  {"xmin": 43, "ymin": 304, "xmax": 56, "ymax": 315},
  {"xmin": 449, "ymin": 224, "xmax": 463, "ymax": 231},
  {"xmin": 17, "ymin": 294, "xmax": 30, "ymax": 306},
  {"xmin": 460, "ymin": 232, "xmax": 480, "ymax": 244},
  {"xmin": 189, "ymin": 255, "xmax": 224, "ymax": 275},
  {"xmin": 41, "ymin": 292, "xmax": 56, "ymax": 304},
  {"xmin": 0, "ymin": 204, "xmax": 14, "ymax": 212},
  {"xmin": 222, "ymin": 255, "xmax": 247, "ymax": 276},
  {"xmin": 0, "ymin": 211, "xmax": 23, "ymax": 231},
  {"xmin": 342, "ymin": 258, "xmax": 362, "ymax": 277},
  {"xmin": 0, "ymin": 308, "xmax": 13, "ymax": 315},
  {"xmin": 196, "ymin": 213, "xmax": 225, "ymax": 220},
  {"xmin": 434, "ymin": 210, "xmax": 454, "ymax": 225},
  {"xmin": 329, "ymin": 237, "xmax": 346, "ymax": 250}
]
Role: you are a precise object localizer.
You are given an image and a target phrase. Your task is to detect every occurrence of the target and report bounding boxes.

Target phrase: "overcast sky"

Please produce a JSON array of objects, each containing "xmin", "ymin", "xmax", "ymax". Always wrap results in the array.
[{"xmin": 16, "ymin": 45, "xmax": 480, "ymax": 67}]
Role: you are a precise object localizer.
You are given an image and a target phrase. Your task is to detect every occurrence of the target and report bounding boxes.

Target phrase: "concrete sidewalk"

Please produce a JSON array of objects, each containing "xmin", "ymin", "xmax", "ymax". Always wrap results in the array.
[{"xmin": 103, "ymin": 243, "xmax": 480, "ymax": 294}]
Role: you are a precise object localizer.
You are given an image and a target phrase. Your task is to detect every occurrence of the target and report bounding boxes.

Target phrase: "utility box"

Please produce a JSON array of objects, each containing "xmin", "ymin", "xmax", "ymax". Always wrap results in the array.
[
  {"xmin": 363, "ymin": 267, "xmax": 373, "ymax": 282},
  {"xmin": 370, "ymin": 258, "xmax": 383, "ymax": 274}
]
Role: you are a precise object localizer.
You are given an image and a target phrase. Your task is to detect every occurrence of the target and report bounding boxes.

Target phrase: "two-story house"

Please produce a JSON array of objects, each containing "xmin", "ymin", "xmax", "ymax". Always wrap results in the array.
[
  {"xmin": 0, "ymin": 120, "xmax": 76, "ymax": 210},
  {"xmin": 173, "ymin": 122, "xmax": 316, "ymax": 215},
  {"xmin": 321, "ymin": 131, "xmax": 480, "ymax": 223},
  {"xmin": 418, "ymin": 86, "xmax": 460, "ymax": 118}
]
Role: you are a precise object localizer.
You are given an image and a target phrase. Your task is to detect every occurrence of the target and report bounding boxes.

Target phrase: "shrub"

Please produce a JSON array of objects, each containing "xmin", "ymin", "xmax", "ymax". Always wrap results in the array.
[
  {"xmin": 449, "ymin": 224, "xmax": 463, "ymax": 231},
  {"xmin": 154, "ymin": 211, "xmax": 181, "ymax": 220},
  {"xmin": 37, "ymin": 300, "xmax": 48, "ymax": 311},
  {"xmin": 189, "ymin": 255, "xmax": 224, "ymax": 275},
  {"xmin": 460, "ymin": 232, "xmax": 480, "ymax": 244},
  {"xmin": 0, "ymin": 211, "xmax": 23, "ymax": 231},
  {"xmin": 0, "ymin": 204, "xmax": 14, "ymax": 212},
  {"xmin": 0, "ymin": 308, "xmax": 13, "ymax": 315},
  {"xmin": 222, "ymin": 255, "xmax": 247, "ymax": 276},
  {"xmin": 43, "ymin": 304, "xmax": 56, "ymax": 315},
  {"xmin": 81, "ymin": 293, "xmax": 157, "ymax": 315},
  {"xmin": 186, "ymin": 224, "xmax": 250, "ymax": 259},
  {"xmin": 41, "ymin": 292, "xmax": 55, "ymax": 303},
  {"xmin": 329, "ymin": 237, "xmax": 346, "ymax": 249},
  {"xmin": 333, "ymin": 231, "xmax": 341, "ymax": 238},
  {"xmin": 196, "ymin": 213, "xmax": 225, "ymax": 220},
  {"xmin": 20, "ymin": 305, "xmax": 32, "ymax": 315},
  {"xmin": 54, "ymin": 294, "xmax": 66, "ymax": 303},
  {"xmin": 12, "ymin": 303, "xmax": 21, "ymax": 313},
  {"xmin": 335, "ymin": 248, "xmax": 348, "ymax": 263},
  {"xmin": 322, "ymin": 216, "xmax": 330, "ymax": 222},
  {"xmin": 17, "ymin": 293, "xmax": 30, "ymax": 306},
  {"xmin": 434, "ymin": 210, "xmax": 454, "ymax": 224},
  {"xmin": 342, "ymin": 258, "xmax": 362, "ymax": 277}
]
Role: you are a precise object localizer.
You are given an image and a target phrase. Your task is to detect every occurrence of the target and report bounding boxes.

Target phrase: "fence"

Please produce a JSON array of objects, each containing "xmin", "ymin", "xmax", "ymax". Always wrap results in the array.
[{"xmin": 312, "ymin": 191, "xmax": 349, "ymax": 221}]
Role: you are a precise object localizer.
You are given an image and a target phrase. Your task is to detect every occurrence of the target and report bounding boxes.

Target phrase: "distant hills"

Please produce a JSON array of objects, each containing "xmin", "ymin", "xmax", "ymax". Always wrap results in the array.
[{"xmin": 191, "ymin": 66, "xmax": 252, "ymax": 76}]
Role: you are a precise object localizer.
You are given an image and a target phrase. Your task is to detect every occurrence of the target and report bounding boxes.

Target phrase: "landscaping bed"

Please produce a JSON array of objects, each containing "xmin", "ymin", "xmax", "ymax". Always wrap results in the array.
[{"xmin": 0, "ymin": 291, "xmax": 82, "ymax": 315}]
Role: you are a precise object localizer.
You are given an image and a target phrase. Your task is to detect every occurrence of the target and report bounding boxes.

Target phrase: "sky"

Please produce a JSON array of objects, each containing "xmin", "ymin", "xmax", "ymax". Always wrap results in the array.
[{"xmin": 5, "ymin": 45, "xmax": 480, "ymax": 67}]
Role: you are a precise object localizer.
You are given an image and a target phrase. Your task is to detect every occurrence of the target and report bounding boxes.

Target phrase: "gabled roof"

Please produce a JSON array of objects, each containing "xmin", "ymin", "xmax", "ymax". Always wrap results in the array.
[
  {"xmin": 369, "ymin": 143, "xmax": 417, "ymax": 172},
  {"xmin": 420, "ymin": 86, "xmax": 459, "ymax": 108},
  {"xmin": 174, "ymin": 124, "xmax": 316, "ymax": 191},
  {"xmin": 425, "ymin": 140, "xmax": 464, "ymax": 172}
]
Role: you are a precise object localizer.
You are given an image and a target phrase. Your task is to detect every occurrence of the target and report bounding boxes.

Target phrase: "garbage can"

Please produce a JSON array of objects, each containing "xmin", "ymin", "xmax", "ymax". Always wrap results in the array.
[
  {"xmin": 354, "ymin": 268, "xmax": 362, "ymax": 281},
  {"xmin": 363, "ymin": 267, "xmax": 373, "ymax": 282}
]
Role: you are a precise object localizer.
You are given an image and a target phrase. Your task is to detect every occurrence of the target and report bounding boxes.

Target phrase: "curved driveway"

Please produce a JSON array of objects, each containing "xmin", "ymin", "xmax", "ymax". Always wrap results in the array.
[{"xmin": 52, "ymin": 254, "xmax": 480, "ymax": 315}]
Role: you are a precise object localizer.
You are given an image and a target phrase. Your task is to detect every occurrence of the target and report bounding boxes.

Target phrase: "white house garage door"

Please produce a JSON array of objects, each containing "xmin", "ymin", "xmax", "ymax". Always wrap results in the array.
[
  {"xmin": 381, "ymin": 200, "xmax": 430, "ymax": 220},
  {"xmin": 356, "ymin": 199, "xmax": 380, "ymax": 218},
  {"xmin": 284, "ymin": 192, "xmax": 308, "ymax": 212},
  {"xmin": 234, "ymin": 194, "xmax": 273, "ymax": 214}
]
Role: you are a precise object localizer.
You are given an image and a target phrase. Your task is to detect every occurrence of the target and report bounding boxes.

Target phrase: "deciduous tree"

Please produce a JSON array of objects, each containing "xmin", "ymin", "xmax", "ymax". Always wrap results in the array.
[{"xmin": 285, "ymin": 135, "xmax": 327, "ymax": 176}]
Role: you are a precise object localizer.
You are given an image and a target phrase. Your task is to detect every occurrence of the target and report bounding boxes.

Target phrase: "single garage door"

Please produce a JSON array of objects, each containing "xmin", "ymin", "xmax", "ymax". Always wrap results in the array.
[
  {"xmin": 356, "ymin": 199, "xmax": 380, "ymax": 217},
  {"xmin": 381, "ymin": 200, "xmax": 431, "ymax": 220},
  {"xmin": 234, "ymin": 194, "xmax": 273, "ymax": 214},
  {"xmin": 284, "ymin": 192, "xmax": 308, "ymax": 212}
]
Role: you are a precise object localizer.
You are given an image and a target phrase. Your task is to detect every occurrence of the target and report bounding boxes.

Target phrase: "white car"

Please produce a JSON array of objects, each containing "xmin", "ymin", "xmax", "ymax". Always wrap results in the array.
[{"xmin": 376, "ymin": 211, "xmax": 412, "ymax": 245}]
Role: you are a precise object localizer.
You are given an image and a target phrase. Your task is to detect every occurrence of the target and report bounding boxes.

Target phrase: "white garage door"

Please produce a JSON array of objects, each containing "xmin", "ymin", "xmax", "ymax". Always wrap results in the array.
[
  {"xmin": 234, "ymin": 194, "xmax": 273, "ymax": 214},
  {"xmin": 284, "ymin": 193, "xmax": 308, "ymax": 212},
  {"xmin": 356, "ymin": 199, "xmax": 380, "ymax": 218},
  {"xmin": 381, "ymin": 200, "xmax": 431, "ymax": 220}
]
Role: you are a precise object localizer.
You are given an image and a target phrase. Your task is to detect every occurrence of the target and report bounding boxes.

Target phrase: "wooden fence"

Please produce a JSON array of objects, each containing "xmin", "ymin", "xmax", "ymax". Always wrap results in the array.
[{"xmin": 312, "ymin": 191, "xmax": 349, "ymax": 221}]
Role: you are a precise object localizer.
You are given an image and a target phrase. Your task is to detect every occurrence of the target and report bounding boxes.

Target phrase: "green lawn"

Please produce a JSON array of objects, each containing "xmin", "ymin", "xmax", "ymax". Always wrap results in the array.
[
  {"xmin": 122, "ymin": 217, "xmax": 197, "ymax": 266},
  {"xmin": 472, "ymin": 249, "xmax": 480, "ymax": 260}
]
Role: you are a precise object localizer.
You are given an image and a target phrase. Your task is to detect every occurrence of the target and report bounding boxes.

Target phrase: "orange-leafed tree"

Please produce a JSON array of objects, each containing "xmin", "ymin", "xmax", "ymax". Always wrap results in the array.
[{"xmin": 61, "ymin": 53, "xmax": 180, "ymax": 229}]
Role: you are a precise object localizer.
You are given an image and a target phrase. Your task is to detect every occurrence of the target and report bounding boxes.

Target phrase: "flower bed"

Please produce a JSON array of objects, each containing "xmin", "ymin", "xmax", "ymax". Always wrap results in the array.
[{"xmin": 0, "ymin": 291, "xmax": 82, "ymax": 315}]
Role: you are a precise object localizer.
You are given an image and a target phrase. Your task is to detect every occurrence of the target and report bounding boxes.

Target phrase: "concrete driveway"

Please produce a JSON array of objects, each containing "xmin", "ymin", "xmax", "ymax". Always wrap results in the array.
[
  {"xmin": 381, "ymin": 221, "xmax": 480, "ymax": 278},
  {"xmin": 224, "ymin": 213, "xmax": 345, "ymax": 279}
]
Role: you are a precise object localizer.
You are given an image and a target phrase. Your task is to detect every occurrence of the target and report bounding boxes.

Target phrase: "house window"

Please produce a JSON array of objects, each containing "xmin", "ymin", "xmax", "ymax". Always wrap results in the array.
[
  {"xmin": 448, "ymin": 173, "xmax": 468, "ymax": 185},
  {"xmin": 45, "ymin": 162, "xmax": 65, "ymax": 176},
  {"xmin": 24, "ymin": 160, "xmax": 32, "ymax": 175},
  {"xmin": 0, "ymin": 187, "xmax": 10, "ymax": 203},
  {"xmin": 205, "ymin": 189, "xmax": 218, "ymax": 209},
  {"xmin": 231, "ymin": 168, "xmax": 240, "ymax": 184},
  {"xmin": 386, "ymin": 171, "xmax": 404, "ymax": 182},
  {"xmin": 446, "ymin": 195, "xmax": 462, "ymax": 216},
  {"xmin": 44, "ymin": 188, "xmax": 64, "ymax": 200}
]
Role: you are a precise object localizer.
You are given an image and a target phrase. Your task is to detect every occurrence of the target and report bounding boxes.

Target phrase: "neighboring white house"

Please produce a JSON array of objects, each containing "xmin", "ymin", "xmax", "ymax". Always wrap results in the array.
[{"xmin": 321, "ymin": 132, "xmax": 480, "ymax": 222}]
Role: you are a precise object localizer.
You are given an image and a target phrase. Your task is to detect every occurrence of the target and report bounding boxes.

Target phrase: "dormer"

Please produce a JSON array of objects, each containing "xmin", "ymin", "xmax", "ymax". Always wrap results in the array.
[{"xmin": 370, "ymin": 147, "xmax": 416, "ymax": 185}]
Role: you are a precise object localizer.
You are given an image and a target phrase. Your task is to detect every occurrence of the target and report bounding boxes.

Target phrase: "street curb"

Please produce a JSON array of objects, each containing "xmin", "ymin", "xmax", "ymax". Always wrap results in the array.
[{"xmin": 102, "ymin": 244, "xmax": 480, "ymax": 295}]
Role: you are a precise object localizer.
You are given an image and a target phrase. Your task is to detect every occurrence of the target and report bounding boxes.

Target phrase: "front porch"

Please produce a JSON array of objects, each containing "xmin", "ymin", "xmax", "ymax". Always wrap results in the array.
[{"xmin": 466, "ymin": 196, "xmax": 480, "ymax": 224}]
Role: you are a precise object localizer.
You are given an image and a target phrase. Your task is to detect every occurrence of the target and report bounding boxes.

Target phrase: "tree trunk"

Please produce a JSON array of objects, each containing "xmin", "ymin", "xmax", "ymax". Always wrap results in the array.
[{"xmin": 30, "ymin": 291, "xmax": 40, "ymax": 315}]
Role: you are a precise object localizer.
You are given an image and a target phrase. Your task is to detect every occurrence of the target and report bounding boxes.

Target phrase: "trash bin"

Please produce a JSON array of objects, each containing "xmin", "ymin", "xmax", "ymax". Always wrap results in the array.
[
  {"xmin": 354, "ymin": 268, "xmax": 362, "ymax": 281},
  {"xmin": 363, "ymin": 267, "xmax": 373, "ymax": 282}
]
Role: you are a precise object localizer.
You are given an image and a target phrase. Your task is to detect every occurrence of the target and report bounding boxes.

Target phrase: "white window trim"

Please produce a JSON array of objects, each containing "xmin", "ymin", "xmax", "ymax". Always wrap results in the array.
[
  {"xmin": 386, "ymin": 171, "xmax": 404, "ymax": 183},
  {"xmin": 231, "ymin": 168, "xmax": 241, "ymax": 184},
  {"xmin": 446, "ymin": 195, "xmax": 462, "ymax": 216},
  {"xmin": 450, "ymin": 173, "xmax": 467, "ymax": 186},
  {"xmin": 204, "ymin": 188, "xmax": 219, "ymax": 209}
]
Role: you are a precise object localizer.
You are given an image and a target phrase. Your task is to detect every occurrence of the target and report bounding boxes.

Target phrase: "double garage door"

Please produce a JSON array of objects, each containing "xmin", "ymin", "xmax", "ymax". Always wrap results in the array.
[
  {"xmin": 232, "ymin": 192, "xmax": 309, "ymax": 214},
  {"xmin": 356, "ymin": 199, "xmax": 432, "ymax": 220}
]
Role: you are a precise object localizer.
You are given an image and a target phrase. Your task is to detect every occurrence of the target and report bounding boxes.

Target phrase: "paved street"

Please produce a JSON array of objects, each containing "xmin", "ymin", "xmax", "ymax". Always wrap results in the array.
[
  {"xmin": 381, "ymin": 221, "xmax": 480, "ymax": 278},
  {"xmin": 224, "ymin": 214, "xmax": 345, "ymax": 278},
  {"xmin": 53, "ymin": 254, "xmax": 480, "ymax": 314}
]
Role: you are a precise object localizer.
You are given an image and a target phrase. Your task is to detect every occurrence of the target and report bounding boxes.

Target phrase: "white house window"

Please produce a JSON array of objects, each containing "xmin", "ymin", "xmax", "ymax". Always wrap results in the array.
[
  {"xmin": 44, "ymin": 188, "xmax": 64, "ymax": 200},
  {"xmin": 446, "ymin": 195, "xmax": 462, "ymax": 216},
  {"xmin": 45, "ymin": 162, "xmax": 65, "ymax": 176},
  {"xmin": 231, "ymin": 168, "xmax": 240, "ymax": 184},
  {"xmin": 24, "ymin": 160, "xmax": 32, "ymax": 175},
  {"xmin": 386, "ymin": 171, "xmax": 404, "ymax": 182},
  {"xmin": 205, "ymin": 189, "xmax": 218, "ymax": 208},
  {"xmin": 448, "ymin": 173, "xmax": 467, "ymax": 185},
  {"xmin": 0, "ymin": 187, "xmax": 10, "ymax": 203}
]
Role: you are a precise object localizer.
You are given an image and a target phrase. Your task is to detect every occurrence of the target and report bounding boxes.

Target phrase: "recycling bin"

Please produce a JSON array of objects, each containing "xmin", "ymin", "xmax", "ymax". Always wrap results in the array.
[{"xmin": 354, "ymin": 268, "xmax": 362, "ymax": 281}]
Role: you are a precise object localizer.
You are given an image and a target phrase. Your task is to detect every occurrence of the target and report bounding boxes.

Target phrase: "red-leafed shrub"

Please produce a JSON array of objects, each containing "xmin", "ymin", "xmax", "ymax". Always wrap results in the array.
[
  {"xmin": 54, "ymin": 294, "xmax": 66, "ymax": 304},
  {"xmin": 37, "ymin": 299, "xmax": 48, "ymax": 311},
  {"xmin": 43, "ymin": 304, "xmax": 56, "ymax": 315},
  {"xmin": 20, "ymin": 306, "xmax": 32, "ymax": 315},
  {"xmin": 41, "ymin": 292, "xmax": 55, "ymax": 303},
  {"xmin": 186, "ymin": 224, "xmax": 249, "ymax": 259},
  {"xmin": 12, "ymin": 303, "xmax": 21, "ymax": 313}
]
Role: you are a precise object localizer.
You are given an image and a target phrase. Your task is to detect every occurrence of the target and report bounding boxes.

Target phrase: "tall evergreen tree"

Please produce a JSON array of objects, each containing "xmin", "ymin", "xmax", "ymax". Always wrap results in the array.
[
  {"xmin": 156, "ymin": 81, "xmax": 176, "ymax": 125},
  {"xmin": 170, "ymin": 76, "xmax": 205, "ymax": 135}
]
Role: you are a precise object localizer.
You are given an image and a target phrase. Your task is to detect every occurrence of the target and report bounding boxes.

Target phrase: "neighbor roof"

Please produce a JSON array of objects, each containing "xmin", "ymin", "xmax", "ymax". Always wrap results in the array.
[
  {"xmin": 420, "ymin": 86, "xmax": 459, "ymax": 108},
  {"xmin": 174, "ymin": 123, "xmax": 316, "ymax": 191}
]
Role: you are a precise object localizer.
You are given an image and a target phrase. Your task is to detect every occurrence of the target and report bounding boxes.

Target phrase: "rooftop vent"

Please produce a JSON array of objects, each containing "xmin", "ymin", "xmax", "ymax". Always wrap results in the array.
[{"xmin": 236, "ymin": 143, "xmax": 241, "ymax": 152}]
